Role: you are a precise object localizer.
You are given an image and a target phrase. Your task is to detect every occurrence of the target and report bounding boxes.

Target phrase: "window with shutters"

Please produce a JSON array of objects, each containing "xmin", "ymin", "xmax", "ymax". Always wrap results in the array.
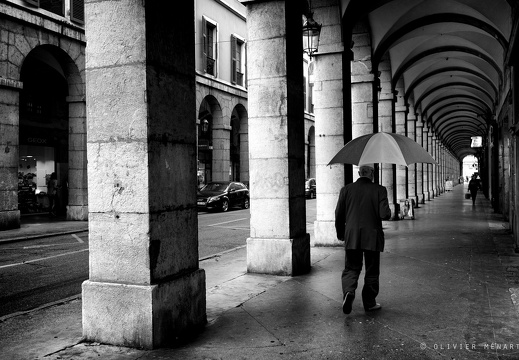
[
  {"xmin": 231, "ymin": 35, "xmax": 245, "ymax": 87},
  {"xmin": 202, "ymin": 17, "xmax": 218, "ymax": 76},
  {"xmin": 70, "ymin": 0, "xmax": 85, "ymax": 24},
  {"xmin": 23, "ymin": 0, "xmax": 84, "ymax": 24}
]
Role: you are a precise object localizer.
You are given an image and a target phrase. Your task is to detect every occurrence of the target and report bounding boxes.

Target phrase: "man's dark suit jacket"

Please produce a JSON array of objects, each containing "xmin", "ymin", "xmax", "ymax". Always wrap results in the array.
[{"xmin": 335, "ymin": 177, "xmax": 392, "ymax": 252}]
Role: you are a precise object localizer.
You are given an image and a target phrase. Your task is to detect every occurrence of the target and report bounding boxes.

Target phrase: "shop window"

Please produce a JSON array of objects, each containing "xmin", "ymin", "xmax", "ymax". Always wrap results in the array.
[
  {"xmin": 231, "ymin": 35, "xmax": 245, "ymax": 86},
  {"xmin": 202, "ymin": 17, "xmax": 218, "ymax": 76}
]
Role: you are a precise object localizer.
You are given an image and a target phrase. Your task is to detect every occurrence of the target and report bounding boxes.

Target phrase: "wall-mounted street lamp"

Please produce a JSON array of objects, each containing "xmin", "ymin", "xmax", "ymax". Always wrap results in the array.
[
  {"xmin": 202, "ymin": 118, "xmax": 209, "ymax": 133},
  {"xmin": 302, "ymin": 5, "xmax": 321, "ymax": 57}
]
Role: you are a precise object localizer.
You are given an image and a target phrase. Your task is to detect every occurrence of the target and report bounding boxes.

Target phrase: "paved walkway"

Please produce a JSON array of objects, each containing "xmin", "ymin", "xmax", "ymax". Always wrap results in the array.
[
  {"xmin": 0, "ymin": 214, "xmax": 88, "ymax": 244},
  {"xmin": 2, "ymin": 184, "xmax": 519, "ymax": 359}
]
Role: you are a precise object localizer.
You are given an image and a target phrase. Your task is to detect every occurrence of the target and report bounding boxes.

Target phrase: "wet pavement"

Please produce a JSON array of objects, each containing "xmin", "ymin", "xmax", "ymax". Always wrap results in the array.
[
  {"xmin": 0, "ymin": 214, "xmax": 88, "ymax": 244},
  {"xmin": 2, "ymin": 183, "xmax": 519, "ymax": 359}
]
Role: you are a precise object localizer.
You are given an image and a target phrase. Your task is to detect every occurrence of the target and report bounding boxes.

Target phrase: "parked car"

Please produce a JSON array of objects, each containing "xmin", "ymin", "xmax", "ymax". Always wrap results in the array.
[
  {"xmin": 305, "ymin": 178, "xmax": 316, "ymax": 199},
  {"xmin": 197, "ymin": 181, "xmax": 250, "ymax": 212}
]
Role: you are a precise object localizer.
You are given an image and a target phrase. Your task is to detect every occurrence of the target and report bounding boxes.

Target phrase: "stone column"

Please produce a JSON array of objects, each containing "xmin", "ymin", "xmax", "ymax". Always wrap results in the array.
[
  {"xmin": 394, "ymin": 84, "xmax": 406, "ymax": 204},
  {"xmin": 244, "ymin": 0, "xmax": 310, "ymax": 275},
  {"xmin": 239, "ymin": 126, "xmax": 249, "ymax": 183},
  {"xmin": 378, "ymin": 61, "xmax": 395, "ymax": 215},
  {"xmin": 439, "ymin": 144, "xmax": 445, "ymax": 193},
  {"xmin": 428, "ymin": 130, "xmax": 434, "ymax": 198},
  {"xmin": 308, "ymin": 136, "xmax": 316, "ymax": 179},
  {"xmin": 212, "ymin": 125, "xmax": 231, "ymax": 181},
  {"xmin": 442, "ymin": 145, "xmax": 447, "ymax": 191},
  {"xmin": 67, "ymin": 95, "xmax": 88, "ymax": 220},
  {"xmin": 407, "ymin": 108, "xmax": 417, "ymax": 205},
  {"xmin": 350, "ymin": 73, "xmax": 375, "ymax": 183},
  {"xmin": 423, "ymin": 125, "xmax": 430, "ymax": 201},
  {"xmin": 82, "ymin": 1, "xmax": 205, "ymax": 349},
  {"xmin": 0, "ymin": 79, "xmax": 22, "ymax": 230},
  {"xmin": 312, "ymin": 2, "xmax": 345, "ymax": 246},
  {"xmin": 432, "ymin": 135, "xmax": 439, "ymax": 195},
  {"xmin": 415, "ymin": 120, "xmax": 424, "ymax": 204}
]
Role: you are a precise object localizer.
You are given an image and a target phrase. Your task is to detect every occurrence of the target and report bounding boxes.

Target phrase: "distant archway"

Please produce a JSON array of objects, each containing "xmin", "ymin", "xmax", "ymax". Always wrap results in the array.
[
  {"xmin": 197, "ymin": 95, "xmax": 223, "ymax": 185},
  {"xmin": 462, "ymin": 155, "xmax": 479, "ymax": 181},
  {"xmin": 19, "ymin": 45, "xmax": 78, "ymax": 216}
]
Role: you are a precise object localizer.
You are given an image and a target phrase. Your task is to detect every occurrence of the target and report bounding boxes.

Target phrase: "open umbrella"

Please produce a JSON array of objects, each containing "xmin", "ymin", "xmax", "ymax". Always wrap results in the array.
[{"xmin": 328, "ymin": 132, "xmax": 437, "ymax": 166}]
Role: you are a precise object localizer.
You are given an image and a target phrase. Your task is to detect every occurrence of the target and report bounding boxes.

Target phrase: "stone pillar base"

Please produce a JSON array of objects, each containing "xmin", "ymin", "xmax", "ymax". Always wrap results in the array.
[
  {"xmin": 0, "ymin": 210, "xmax": 20, "ymax": 231},
  {"xmin": 82, "ymin": 269, "xmax": 206, "ymax": 349},
  {"xmin": 390, "ymin": 203, "xmax": 400, "ymax": 221},
  {"xmin": 67, "ymin": 205, "xmax": 88, "ymax": 221},
  {"xmin": 247, "ymin": 234, "xmax": 310, "ymax": 276},
  {"xmin": 313, "ymin": 220, "xmax": 342, "ymax": 246}
]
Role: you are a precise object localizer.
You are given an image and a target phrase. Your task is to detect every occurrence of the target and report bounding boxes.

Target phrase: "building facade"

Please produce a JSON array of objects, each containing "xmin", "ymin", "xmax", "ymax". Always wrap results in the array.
[
  {"xmin": 0, "ymin": 0, "xmax": 317, "ymax": 231},
  {"xmin": 0, "ymin": 0, "xmax": 87, "ymax": 230},
  {"xmin": 194, "ymin": 0, "xmax": 316, "ymax": 188}
]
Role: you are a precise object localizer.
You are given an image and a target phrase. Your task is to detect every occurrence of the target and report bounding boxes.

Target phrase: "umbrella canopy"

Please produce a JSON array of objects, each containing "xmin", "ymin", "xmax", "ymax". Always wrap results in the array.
[{"xmin": 328, "ymin": 132, "xmax": 437, "ymax": 166}]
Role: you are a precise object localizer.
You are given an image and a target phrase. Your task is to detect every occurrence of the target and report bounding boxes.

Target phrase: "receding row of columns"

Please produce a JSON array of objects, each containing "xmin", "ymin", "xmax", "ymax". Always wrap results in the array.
[
  {"xmin": 79, "ymin": 0, "xmax": 461, "ymax": 348},
  {"xmin": 311, "ymin": 1, "xmax": 460, "ymax": 246}
]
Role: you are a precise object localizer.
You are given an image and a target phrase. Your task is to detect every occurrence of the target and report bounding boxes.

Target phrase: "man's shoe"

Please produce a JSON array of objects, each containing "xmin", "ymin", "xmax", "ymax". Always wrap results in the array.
[
  {"xmin": 365, "ymin": 303, "xmax": 382, "ymax": 312},
  {"xmin": 342, "ymin": 292, "xmax": 354, "ymax": 314}
]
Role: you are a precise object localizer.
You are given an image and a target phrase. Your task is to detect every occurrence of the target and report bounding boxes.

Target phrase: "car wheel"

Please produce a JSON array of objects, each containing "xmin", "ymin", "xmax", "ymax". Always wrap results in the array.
[
  {"xmin": 242, "ymin": 197, "xmax": 250, "ymax": 209},
  {"xmin": 221, "ymin": 199, "xmax": 229, "ymax": 212}
]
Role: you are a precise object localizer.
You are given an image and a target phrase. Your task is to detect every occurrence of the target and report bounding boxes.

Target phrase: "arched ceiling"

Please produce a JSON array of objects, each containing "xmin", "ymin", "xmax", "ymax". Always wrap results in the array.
[{"xmin": 341, "ymin": 0, "xmax": 513, "ymax": 160}]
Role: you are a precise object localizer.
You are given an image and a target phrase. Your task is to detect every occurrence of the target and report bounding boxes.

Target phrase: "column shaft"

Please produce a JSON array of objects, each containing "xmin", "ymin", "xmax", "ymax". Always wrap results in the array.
[
  {"xmin": 83, "ymin": 1, "xmax": 205, "ymax": 349},
  {"xmin": 378, "ymin": 62, "xmax": 394, "ymax": 214},
  {"xmin": 312, "ymin": 2, "xmax": 345, "ymax": 246},
  {"xmin": 245, "ymin": 0, "xmax": 309, "ymax": 275},
  {"xmin": 67, "ymin": 96, "xmax": 88, "ymax": 220},
  {"xmin": 212, "ymin": 126, "xmax": 231, "ymax": 181},
  {"xmin": 416, "ymin": 122, "xmax": 424, "ymax": 204},
  {"xmin": 394, "ymin": 92, "xmax": 406, "ymax": 203},
  {"xmin": 407, "ymin": 112, "xmax": 417, "ymax": 205},
  {"xmin": 0, "ymin": 84, "xmax": 21, "ymax": 230}
]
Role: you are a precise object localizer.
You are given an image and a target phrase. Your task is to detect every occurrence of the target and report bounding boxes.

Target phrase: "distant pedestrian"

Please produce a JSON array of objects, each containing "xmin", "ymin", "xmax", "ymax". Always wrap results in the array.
[
  {"xmin": 468, "ymin": 174, "xmax": 481, "ymax": 205},
  {"xmin": 335, "ymin": 164, "xmax": 392, "ymax": 314},
  {"xmin": 47, "ymin": 172, "xmax": 58, "ymax": 216}
]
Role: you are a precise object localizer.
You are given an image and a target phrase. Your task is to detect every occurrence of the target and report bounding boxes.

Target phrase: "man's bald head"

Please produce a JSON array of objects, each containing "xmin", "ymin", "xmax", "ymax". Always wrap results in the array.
[{"xmin": 359, "ymin": 164, "xmax": 374, "ymax": 180}]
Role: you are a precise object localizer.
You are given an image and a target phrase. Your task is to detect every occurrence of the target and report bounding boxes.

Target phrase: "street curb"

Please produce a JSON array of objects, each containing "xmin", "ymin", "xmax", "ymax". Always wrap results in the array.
[{"xmin": 0, "ymin": 229, "xmax": 88, "ymax": 244}]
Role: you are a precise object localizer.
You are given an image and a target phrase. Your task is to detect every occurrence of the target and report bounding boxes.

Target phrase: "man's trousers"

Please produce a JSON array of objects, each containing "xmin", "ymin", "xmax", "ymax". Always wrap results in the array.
[{"xmin": 341, "ymin": 249, "xmax": 380, "ymax": 310}]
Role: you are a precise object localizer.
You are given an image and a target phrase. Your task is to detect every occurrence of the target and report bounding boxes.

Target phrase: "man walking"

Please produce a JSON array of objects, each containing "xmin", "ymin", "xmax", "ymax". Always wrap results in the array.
[{"xmin": 335, "ymin": 164, "xmax": 391, "ymax": 314}]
